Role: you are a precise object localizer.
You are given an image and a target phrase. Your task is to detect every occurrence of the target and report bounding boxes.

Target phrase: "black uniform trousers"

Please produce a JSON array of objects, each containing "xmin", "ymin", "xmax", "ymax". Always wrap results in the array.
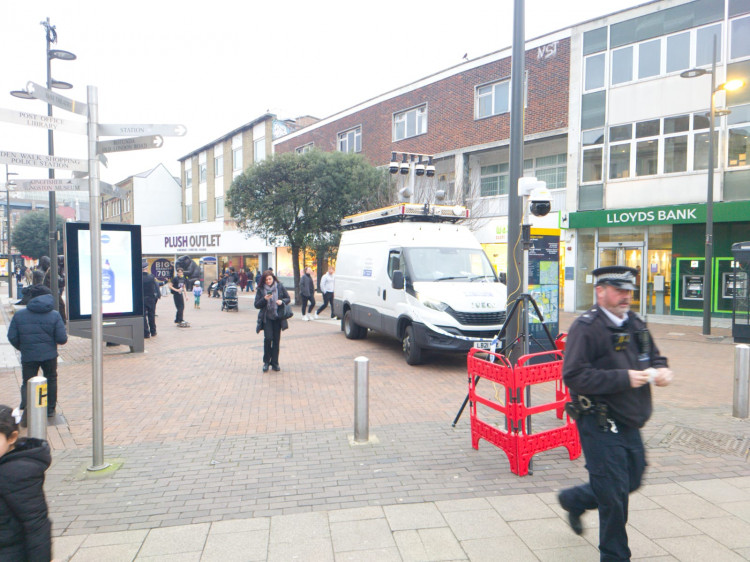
[
  {"xmin": 173, "ymin": 293, "xmax": 185, "ymax": 323},
  {"xmin": 300, "ymin": 295, "xmax": 315, "ymax": 315},
  {"xmin": 263, "ymin": 318, "xmax": 282, "ymax": 367},
  {"xmin": 20, "ymin": 358, "xmax": 58, "ymax": 415},
  {"xmin": 144, "ymin": 296, "xmax": 157, "ymax": 336},
  {"xmin": 559, "ymin": 414, "xmax": 645, "ymax": 562}
]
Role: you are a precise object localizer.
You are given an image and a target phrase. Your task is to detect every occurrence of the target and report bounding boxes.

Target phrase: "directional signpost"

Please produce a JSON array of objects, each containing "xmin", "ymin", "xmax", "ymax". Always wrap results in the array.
[
  {"xmin": 0, "ymin": 107, "xmax": 87, "ymax": 135},
  {"xmin": 0, "ymin": 150, "xmax": 87, "ymax": 172},
  {"xmin": 97, "ymin": 135, "xmax": 163, "ymax": 154},
  {"xmin": 98, "ymin": 123, "xmax": 186, "ymax": 137},
  {"xmin": 25, "ymin": 81, "xmax": 87, "ymax": 116},
  {"xmin": 5, "ymin": 79, "xmax": 185, "ymax": 472}
]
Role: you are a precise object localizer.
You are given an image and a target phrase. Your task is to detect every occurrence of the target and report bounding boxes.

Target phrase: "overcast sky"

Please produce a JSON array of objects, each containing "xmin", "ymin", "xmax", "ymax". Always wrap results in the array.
[{"xmin": 0, "ymin": 0, "xmax": 649, "ymax": 186}]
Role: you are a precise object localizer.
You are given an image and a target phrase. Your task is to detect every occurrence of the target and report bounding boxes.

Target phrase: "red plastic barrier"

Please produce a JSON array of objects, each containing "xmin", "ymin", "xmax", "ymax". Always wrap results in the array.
[{"xmin": 467, "ymin": 345, "xmax": 581, "ymax": 476}]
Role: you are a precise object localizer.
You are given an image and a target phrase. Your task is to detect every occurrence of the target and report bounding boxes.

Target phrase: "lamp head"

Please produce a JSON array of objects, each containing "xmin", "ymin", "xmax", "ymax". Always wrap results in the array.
[{"xmin": 722, "ymin": 79, "xmax": 744, "ymax": 92}]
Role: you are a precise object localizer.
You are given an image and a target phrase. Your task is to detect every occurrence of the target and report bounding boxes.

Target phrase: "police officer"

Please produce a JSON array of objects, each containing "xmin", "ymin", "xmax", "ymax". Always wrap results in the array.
[
  {"xmin": 142, "ymin": 259, "xmax": 158, "ymax": 338},
  {"xmin": 558, "ymin": 266, "xmax": 673, "ymax": 561}
]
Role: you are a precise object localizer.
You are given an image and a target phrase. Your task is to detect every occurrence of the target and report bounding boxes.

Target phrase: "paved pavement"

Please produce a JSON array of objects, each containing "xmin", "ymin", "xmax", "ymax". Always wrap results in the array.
[{"xmin": 0, "ymin": 287, "xmax": 749, "ymax": 561}]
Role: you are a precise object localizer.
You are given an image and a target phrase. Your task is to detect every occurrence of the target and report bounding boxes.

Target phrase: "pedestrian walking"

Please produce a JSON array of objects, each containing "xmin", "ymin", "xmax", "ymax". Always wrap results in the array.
[
  {"xmin": 8, "ymin": 286, "xmax": 67, "ymax": 420},
  {"xmin": 558, "ymin": 266, "xmax": 673, "ymax": 561},
  {"xmin": 193, "ymin": 281, "xmax": 203, "ymax": 309},
  {"xmin": 17, "ymin": 270, "xmax": 51, "ymax": 306},
  {"xmin": 255, "ymin": 269, "xmax": 262, "ymax": 290},
  {"xmin": 300, "ymin": 266, "xmax": 316, "ymax": 321},
  {"xmin": 170, "ymin": 268, "xmax": 188, "ymax": 324},
  {"xmin": 142, "ymin": 259, "xmax": 159, "ymax": 338},
  {"xmin": 0, "ymin": 405, "xmax": 52, "ymax": 562},
  {"xmin": 315, "ymin": 266, "xmax": 335, "ymax": 319},
  {"xmin": 238, "ymin": 269, "xmax": 248, "ymax": 293},
  {"xmin": 255, "ymin": 270, "xmax": 290, "ymax": 372}
]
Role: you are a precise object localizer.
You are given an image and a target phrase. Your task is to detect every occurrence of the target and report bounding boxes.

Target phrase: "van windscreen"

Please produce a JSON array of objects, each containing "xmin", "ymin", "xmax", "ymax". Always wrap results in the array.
[{"xmin": 403, "ymin": 248, "xmax": 498, "ymax": 282}]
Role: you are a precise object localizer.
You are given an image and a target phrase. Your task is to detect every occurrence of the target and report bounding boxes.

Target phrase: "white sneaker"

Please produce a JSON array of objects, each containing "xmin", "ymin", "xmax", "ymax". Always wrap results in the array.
[
  {"xmin": 307, "ymin": 314, "xmax": 313, "ymax": 321},
  {"xmin": 314, "ymin": 312, "xmax": 319, "ymax": 319},
  {"xmin": 303, "ymin": 315, "xmax": 310, "ymax": 321}
]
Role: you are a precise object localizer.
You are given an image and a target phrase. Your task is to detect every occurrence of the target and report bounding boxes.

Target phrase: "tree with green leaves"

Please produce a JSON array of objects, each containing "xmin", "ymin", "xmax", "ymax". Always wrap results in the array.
[
  {"xmin": 11, "ymin": 211, "xmax": 65, "ymax": 259},
  {"xmin": 227, "ymin": 149, "xmax": 386, "ymax": 299}
]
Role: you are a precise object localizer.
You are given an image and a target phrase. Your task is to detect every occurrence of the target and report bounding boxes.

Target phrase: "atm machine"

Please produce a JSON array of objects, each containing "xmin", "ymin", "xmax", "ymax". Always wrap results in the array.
[{"xmin": 730, "ymin": 241, "xmax": 750, "ymax": 343}]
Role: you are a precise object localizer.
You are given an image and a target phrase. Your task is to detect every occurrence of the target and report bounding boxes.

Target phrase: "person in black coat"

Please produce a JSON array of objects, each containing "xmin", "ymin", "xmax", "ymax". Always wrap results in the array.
[
  {"xmin": 0, "ymin": 405, "xmax": 52, "ymax": 562},
  {"xmin": 16, "ymin": 270, "xmax": 51, "ymax": 306},
  {"xmin": 299, "ymin": 266, "xmax": 316, "ymax": 321},
  {"xmin": 142, "ymin": 259, "xmax": 159, "ymax": 338},
  {"xmin": 8, "ymin": 293, "xmax": 68, "ymax": 418},
  {"xmin": 254, "ymin": 270, "xmax": 290, "ymax": 373}
]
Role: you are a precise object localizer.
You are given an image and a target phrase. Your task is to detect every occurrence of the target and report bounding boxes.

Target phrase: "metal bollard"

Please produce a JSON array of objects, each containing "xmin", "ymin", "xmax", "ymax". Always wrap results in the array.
[
  {"xmin": 734, "ymin": 344, "xmax": 750, "ymax": 419},
  {"xmin": 26, "ymin": 375, "xmax": 48, "ymax": 440},
  {"xmin": 354, "ymin": 356, "xmax": 369, "ymax": 443}
]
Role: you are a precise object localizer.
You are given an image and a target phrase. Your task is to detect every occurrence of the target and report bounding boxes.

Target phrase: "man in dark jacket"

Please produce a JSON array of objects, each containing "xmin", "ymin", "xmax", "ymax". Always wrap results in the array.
[
  {"xmin": 142, "ymin": 259, "xmax": 159, "ymax": 338},
  {"xmin": 558, "ymin": 266, "xmax": 673, "ymax": 561},
  {"xmin": 0, "ymin": 405, "xmax": 52, "ymax": 562},
  {"xmin": 16, "ymin": 270, "xmax": 51, "ymax": 306},
  {"xmin": 300, "ymin": 266, "xmax": 316, "ymax": 321},
  {"xmin": 8, "ymin": 293, "xmax": 68, "ymax": 418}
]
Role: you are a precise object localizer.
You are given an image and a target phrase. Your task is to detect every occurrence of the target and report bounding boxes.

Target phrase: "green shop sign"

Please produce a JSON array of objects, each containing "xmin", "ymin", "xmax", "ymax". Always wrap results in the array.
[{"xmin": 569, "ymin": 200, "xmax": 750, "ymax": 229}]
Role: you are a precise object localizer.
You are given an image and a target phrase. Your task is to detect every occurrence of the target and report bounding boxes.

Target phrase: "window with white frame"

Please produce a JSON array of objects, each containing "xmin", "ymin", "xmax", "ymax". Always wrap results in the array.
[
  {"xmin": 199, "ymin": 201, "xmax": 207, "ymax": 222},
  {"xmin": 479, "ymin": 164, "xmax": 509, "ymax": 197},
  {"xmin": 581, "ymin": 128, "xmax": 605, "ymax": 183},
  {"xmin": 185, "ymin": 168, "xmax": 192, "ymax": 188},
  {"xmin": 393, "ymin": 105, "xmax": 427, "ymax": 141},
  {"xmin": 125, "ymin": 193, "xmax": 131, "ymax": 213},
  {"xmin": 476, "ymin": 80, "xmax": 510, "ymax": 118},
  {"xmin": 731, "ymin": 15, "xmax": 750, "ymax": 60},
  {"xmin": 186, "ymin": 205, "xmax": 192, "ymax": 222},
  {"xmin": 215, "ymin": 196, "xmax": 224, "ymax": 217},
  {"xmin": 606, "ymin": 112, "xmax": 717, "ymax": 179},
  {"xmin": 214, "ymin": 154, "xmax": 223, "ymax": 177},
  {"xmin": 199, "ymin": 161, "xmax": 207, "ymax": 183},
  {"xmin": 610, "ymin": 23, "xmax": 723, "ymax": 86},
  {"xmin": 296, "ymin": 143, "xmax": 313, "ymax": 154},
  {"xmin": 338, "ymin": 127, "xmax": 361, "ymax": 153},
  {"xmin": 254, "ymin": 138, "xmax": 266, "ymax": 162},
  {"xmin": 728, "ymin": 104, "xmax": 750, "ymax": 167},
  {"xmin": 233, "ymin": 147, "xmax": 242, "ymax": 171},
  {"xmin": 528, "ymin": 154, "xmax": 567, "ymax": 189},
  {"xmin": 584, "ymin": 53, "xmax": 606, "ymax": 92}
]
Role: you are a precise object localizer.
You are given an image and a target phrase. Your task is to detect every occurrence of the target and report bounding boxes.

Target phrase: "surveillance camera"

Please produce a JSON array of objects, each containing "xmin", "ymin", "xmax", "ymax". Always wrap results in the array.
[{"xmin": 530, "ymin": 200, "xmax": 552, "ymax": 217}]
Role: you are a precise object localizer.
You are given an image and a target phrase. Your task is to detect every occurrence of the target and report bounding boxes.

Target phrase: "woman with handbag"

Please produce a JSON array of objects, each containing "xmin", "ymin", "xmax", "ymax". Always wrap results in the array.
[{"xmin": 254, "ymin": 270, "xmax": 291, "ymax": 372}]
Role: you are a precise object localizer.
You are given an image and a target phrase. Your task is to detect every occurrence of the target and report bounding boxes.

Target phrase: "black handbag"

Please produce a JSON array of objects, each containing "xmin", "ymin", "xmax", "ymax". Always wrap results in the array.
[{"xmin": 279, "ymin": 302, "xmax": 294, "ymax": 319}]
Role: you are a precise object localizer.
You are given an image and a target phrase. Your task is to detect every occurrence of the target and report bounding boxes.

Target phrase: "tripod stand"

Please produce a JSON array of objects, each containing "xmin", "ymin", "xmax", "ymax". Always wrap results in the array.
[{"xmin": 451, "ymin": 292, "xmax": 557, "ymax": 428}]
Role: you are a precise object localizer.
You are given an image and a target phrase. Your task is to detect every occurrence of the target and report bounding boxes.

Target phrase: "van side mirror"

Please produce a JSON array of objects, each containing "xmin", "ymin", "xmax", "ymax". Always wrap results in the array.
[
  {"xmin": 498, "ymin": 272, "xmax": 507, "ymax": 285},
  {"xmin": 392, "ymin": 270, "xmax": 405, "ymax": 290}
]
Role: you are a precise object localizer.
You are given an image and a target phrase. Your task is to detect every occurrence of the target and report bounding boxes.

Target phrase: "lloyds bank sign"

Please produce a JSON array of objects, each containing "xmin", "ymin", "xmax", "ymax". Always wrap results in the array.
[{"xmin": 569, "ymin": 200, "xmax": 750, "ymax": 229}]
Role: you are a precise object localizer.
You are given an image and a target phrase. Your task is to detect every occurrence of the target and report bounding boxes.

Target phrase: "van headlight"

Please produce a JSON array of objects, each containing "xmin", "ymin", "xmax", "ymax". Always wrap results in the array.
[{"xmin": 417, "ymin": 293, "xmax": 449, "ymax": 311}]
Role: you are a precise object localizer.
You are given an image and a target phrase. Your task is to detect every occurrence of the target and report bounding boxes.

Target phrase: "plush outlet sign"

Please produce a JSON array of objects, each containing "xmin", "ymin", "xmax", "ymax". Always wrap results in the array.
[{"xmin": 569, "ymin": 200, "xmax": 750, "ymax": 229}]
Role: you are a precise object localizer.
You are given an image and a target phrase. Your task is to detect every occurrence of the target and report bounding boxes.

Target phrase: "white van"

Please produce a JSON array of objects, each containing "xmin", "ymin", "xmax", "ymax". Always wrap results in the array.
[{"xmin": 333, "ymin": 205, "xmax": 507, "ymax": 365}]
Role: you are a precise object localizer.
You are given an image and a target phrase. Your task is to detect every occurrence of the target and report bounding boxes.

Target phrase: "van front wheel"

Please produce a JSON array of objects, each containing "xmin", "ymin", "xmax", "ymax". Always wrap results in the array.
[
  {"xmin": 344, "ymin": 310, "xmax": 366, "ymax": 340},
  {"xmin": 402, "ymin": 325, "xmax": 423, "ymax": 365}
]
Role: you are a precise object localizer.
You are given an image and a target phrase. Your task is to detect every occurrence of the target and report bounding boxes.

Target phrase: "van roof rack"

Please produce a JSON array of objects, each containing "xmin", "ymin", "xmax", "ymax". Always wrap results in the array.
[{"xmin": 341, "ymin": 204, "xmax": 470, "ymax": 229}]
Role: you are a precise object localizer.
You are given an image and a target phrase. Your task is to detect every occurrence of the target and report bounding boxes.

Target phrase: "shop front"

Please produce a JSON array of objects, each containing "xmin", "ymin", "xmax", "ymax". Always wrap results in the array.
[
  {"xmin": 569, "ymin": 201, "xmax": 750, "ymax": 317},
  {"xmin": 141, "ymin": 223, "xmax": 275, "ymax": 288}
]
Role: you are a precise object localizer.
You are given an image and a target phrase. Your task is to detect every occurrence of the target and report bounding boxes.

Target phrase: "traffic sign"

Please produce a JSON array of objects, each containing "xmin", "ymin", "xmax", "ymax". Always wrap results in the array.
[
  {"xmin": 97, "ymin": 135, "xmax": 163, "ymax": 155},
  {"xmin": 98, "ymin": 123, "xmax": 186, "ymax": 137},
  {"xmin": 25, "ymin": 81, "xmax": 87, "ymax": 116},
  {"xmin": 0, "ymin": 107, "xmax": 86, "ymax": 135},
  {"xmin": 12, "ymin": 178, "xmax": 87, "ymax": 191},
  {"xmin": 0, "ymin": 150, "xmax": 87, "ymax": 172}
]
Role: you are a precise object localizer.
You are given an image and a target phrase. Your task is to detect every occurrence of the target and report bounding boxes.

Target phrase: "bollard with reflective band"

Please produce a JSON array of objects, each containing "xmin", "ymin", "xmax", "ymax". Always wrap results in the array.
[
  {"xmin": 734, "ymin": 344, "xmax": 750, "ymax": 419},
  {"xmin": 354, "ymin": 356, "xmax": 369, "ymax": 443},
  {"xmin": 27, "ymin": 375, "xmax": 48, "ymax": 440}
]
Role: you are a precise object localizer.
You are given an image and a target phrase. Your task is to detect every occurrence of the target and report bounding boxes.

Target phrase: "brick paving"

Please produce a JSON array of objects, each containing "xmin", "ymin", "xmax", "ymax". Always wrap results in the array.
[{"xmin": 1, "ymin": 290, "xmax": 749, "ymax": 547}]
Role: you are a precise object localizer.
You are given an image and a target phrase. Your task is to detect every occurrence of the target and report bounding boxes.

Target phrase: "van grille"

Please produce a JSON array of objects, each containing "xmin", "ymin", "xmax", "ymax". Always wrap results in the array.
[{"xmin": 447, "ymin": 309, "xmax": 506, "ymax": 326}]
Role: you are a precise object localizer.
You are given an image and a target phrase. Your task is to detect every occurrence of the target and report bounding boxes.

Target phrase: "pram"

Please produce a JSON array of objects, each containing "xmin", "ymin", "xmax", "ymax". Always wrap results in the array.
[{"xmin": 221, "ymin": 282, "xmax": 239, "ymax": 311}]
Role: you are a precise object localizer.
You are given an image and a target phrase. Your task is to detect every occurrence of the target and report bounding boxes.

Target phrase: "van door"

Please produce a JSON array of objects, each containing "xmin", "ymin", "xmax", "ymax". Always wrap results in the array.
[{"xmin": 381, "ymin": 249, "xmax": 406, "ymax": 336}]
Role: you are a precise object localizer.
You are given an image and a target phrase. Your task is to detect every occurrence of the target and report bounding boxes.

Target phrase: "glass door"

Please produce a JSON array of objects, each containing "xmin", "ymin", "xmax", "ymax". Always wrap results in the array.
[{"xmin": 597, "ymin": 244, "xmax": 645, "ymax": 316}]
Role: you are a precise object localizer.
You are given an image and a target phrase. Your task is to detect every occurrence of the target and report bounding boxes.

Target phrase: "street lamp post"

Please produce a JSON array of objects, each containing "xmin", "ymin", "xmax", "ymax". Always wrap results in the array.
[
  {"xmin": 681, "ymin": 37, "xmax": 744, "ymax": 335},
  {"xmin": 4, "ymin": 166, "xmax": 18, "ymax": 297},
  {"xmin": 10, "ymin": 18, "xmax": 76, "ymax": 314}
]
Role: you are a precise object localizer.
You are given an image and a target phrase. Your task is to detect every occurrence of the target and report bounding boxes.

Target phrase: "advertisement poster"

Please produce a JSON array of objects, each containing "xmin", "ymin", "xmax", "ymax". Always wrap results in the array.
[
  {"xmin": 0, "ymin": 258, "xmax": 7, "ymax": 277},
  {"xmin": 151, "ymin": 258, "xmax": 173, "ymax": 281},
  {"xmin": 77, "ymin": 230, "xmax": 134, "ymax": 315},
  {"xmin": 527, "ymin": 229, "xmax": 560, "ymax": 341}
]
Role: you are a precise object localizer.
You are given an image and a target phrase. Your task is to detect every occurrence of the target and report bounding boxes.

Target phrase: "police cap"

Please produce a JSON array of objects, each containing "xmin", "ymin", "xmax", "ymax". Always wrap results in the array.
[{"xmin": 593, "ymin": 265, "xmax": 637, "ymax": 290}]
